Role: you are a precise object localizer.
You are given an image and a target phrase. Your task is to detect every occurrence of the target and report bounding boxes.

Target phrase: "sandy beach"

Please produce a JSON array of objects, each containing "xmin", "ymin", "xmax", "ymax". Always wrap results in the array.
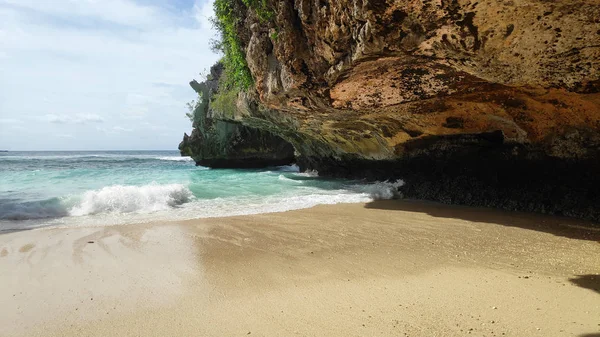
[{"xmin": 1, "ymin": 200, "xmax": 599, "ymax": 337}]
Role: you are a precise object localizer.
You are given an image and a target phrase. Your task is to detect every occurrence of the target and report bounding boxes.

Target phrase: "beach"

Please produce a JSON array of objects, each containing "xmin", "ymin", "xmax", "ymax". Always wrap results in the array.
[{"xmin": 1, "ymin": 200, "xmax": 599, "ymax": 337}]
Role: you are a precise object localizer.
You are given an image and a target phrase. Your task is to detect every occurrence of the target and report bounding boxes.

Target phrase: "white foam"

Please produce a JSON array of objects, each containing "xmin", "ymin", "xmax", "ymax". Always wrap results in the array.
[
  {"xmin": 154, "ymin": 156, "xmax": 194, "ymax": 162},
  {"xmin": 0, "ymin": 154, "xmax": 194, "ymax": 162},
  {"xmin": 293, "ymin": 170, "xmax": 319, "ymax": 177},
  {"xmin": 354, "ymin": 180, "xmax": 404, "ymax": 200},
  {"xmin": 167, "ymin": 179, "xmax": 403, "ymax": 220},
  {"xmin": 278, "ymin": 174, "xmax": 304, "ymax": 183},
  {"xmin": 69, "ymin": 183, "xmax": 193, "ymax": 216},
  {"xmin": 7, "ymin": 179, "xmax": 405, "ymax": 230}
]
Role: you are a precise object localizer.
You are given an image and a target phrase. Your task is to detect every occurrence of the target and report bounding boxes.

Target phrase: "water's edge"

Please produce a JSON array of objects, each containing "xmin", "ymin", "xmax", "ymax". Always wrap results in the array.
[{"xmin": 0, "ymin": 151, "xmax": 402, "ymax": 231}]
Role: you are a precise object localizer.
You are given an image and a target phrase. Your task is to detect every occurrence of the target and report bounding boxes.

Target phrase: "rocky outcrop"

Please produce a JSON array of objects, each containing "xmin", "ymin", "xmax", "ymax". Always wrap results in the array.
[
  {"xmin": 194, "ymin": 0, "xmax": 600, "ymax": 220},
  {"xmin": 179, "ymin": 64, "xmax": 294, "ymax": 168},
  {"xmin": 231, "ymin": 0, "xmax": 600, "ymax": 161}
]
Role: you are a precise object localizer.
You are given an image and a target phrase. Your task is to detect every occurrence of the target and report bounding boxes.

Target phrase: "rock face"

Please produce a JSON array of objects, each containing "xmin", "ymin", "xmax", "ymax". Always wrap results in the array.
[
  {"xmin": 179, "ymin": 64, "xmax": 295, "ymax": 168},
  {"xmin": 194, "ymin": 0, "xmax": 600, "ymax": 220}
]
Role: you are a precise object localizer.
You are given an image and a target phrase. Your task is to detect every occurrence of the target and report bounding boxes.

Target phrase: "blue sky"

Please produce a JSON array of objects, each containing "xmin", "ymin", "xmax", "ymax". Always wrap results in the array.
[{"xmin": 0, "ymin": 0, "xmax": 219, "ymax": 150}]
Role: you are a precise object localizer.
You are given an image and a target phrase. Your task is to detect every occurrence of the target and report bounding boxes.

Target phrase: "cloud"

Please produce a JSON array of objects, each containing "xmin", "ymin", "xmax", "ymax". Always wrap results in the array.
[
  {"xmin": 0, "ymin": 0, "xmax": 220, "ymax": 150},
  {"xmin": 79, "ymin": 113, "xmax": 104, "ymax": 124},
  {"xmin": 113, "ymin": 126, "xmax": 133, "ymax": 132},
  {"xmin": 0, "ymin": 0, "xmax": 165, "ymax": 30},
  {"xmin": 43, "ymin": 113, "xmax": 104, "ymax": 124},
  {"xmin": 95, "ymin": 125, "xmax": 134, "ymax": 134},
  {"xmin": 44, "ymin": 115, "xmax": 69, "ymax": 124}
]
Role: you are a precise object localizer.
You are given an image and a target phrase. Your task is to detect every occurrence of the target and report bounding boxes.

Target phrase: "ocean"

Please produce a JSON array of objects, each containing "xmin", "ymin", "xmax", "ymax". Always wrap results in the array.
[{"xmin": 0, "ymin": 151, "xmax": 402, "ymax": 231}]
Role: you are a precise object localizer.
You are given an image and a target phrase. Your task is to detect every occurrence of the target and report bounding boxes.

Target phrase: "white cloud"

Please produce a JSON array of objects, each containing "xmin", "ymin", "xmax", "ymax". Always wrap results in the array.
[
  {"xmin": 77, "ymin": 113, "xmax": 105, "ymax": 124},
  {"xmin": 43, "ymin": 113, "xmax": 104, "ymax": 124},
  {"xmin": 1, "ymin": 0, "xmax": 165, "ymax": 29},
  {"xmin": 113, "ymin": 126, "xmax": 133, "ymax": 132},
  {"xmin": 44, "ymin": 114, "xmax": 70, "ymax": 124},
  {"xmin": 0, "ymin": 0, "xmax": 220, "ymax": 150}
]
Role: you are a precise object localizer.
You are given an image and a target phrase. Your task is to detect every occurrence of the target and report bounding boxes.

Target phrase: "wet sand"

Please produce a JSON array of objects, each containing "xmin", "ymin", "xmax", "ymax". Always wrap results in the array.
[{"xmin": 1, "ymin": 200, "xmax": 599, "ymax": 337}]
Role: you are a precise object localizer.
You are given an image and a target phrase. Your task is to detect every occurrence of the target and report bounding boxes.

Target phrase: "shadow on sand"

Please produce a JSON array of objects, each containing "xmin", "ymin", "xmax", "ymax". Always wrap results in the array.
[
  {"xmin": 364, "ymin": 199, "xmax": 600, "ymax": 242},
  {"xmin": 569, "ymin": 275, "xmax": 600, "ymax": 294}
]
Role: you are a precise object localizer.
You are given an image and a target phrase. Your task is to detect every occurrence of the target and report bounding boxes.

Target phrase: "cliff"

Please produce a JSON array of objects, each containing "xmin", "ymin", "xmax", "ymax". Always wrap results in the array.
[
  {"xmin": 179, "ymin": 63, "xmax": 294, "ymax": 168},
  {"xmin": 185, "ymin": 0, "xmax": 600, "ymax": 221}
]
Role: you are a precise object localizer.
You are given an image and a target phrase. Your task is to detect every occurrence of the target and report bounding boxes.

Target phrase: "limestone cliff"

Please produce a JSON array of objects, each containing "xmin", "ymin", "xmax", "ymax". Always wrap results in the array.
[
  {"xmin": 189, "ymin": 0, "xmax": 600, "ymax": 220},
  {"xmin": 179, "ymin": 64, "xmax": 294, "ymax": 168}
]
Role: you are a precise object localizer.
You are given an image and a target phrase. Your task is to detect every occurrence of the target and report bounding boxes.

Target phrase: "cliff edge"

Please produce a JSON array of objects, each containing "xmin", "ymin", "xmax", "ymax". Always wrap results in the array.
[{"xmin": 179, "ymin": 63, "xmax": 294, "ymax": 168}]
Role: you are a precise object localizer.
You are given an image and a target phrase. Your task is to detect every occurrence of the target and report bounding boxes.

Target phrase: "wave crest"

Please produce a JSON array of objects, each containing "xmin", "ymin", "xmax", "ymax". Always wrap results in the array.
[
  {"xmin": 69, "ymin": 184, "xmax": 193, "ymax": 216},
  {"xmin": 154, "ymin": 156, "xmax": 194, "ymax": 162}
]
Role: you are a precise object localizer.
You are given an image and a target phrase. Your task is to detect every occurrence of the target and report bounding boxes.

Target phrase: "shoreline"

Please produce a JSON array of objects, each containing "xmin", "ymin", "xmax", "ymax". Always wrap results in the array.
[
  {"xmin": 3, "ymin": 197, "xmax": 599, "ymax": 235},
  {"xmin": 1, "ymin": 200, "xmax": 599, "ymax": 336}
]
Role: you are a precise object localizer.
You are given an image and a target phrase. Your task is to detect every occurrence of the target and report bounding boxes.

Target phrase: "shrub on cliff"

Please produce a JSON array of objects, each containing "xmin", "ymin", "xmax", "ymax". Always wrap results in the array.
[
  {"xmin": 211, "ymin": 0, "xmax": 272, "ymax": 91},
  {"xmin": 211, "ymin": 0, "xmax": 252, "ymax": 90}
]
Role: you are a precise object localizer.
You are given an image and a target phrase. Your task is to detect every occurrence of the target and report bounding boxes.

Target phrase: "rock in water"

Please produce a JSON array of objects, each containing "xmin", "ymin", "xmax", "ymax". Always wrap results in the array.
[{"xmin": 179, "ymin": 63, "xmax": 294, "ymax": 169}]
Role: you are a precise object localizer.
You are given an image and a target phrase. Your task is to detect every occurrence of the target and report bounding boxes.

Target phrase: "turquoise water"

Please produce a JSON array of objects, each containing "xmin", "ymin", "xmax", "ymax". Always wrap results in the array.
[{"xmin": 0, "ymin": 151, "xmax": 402, "ymax": 231}]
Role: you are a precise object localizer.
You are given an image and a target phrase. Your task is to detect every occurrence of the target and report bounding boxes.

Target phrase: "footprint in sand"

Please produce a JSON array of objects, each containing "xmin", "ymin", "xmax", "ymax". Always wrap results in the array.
[
  {"xmin": 1, "ymin": 248, "xmax": 8, "ymax": 257},
  {"xmin": 18, "ymin": 243, "xmax": 35, "ymax": 253}
]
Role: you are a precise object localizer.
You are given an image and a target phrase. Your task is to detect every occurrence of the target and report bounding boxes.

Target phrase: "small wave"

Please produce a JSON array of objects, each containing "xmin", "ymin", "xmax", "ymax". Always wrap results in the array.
[
  {"xmin": 293, "ymin": 170, "xmax": 319, "ymax": 177},
  {"xmin": 0, "ymin": 154, "xmax": 127, "ymax": 161},
  {"xmin": 69, "ymin": 184, "xmax": 193, "ymax": 216},
  {"xmin": 278, "ymin": 174, "xmax": 304, "ymax": 183},
  {"xmin": 154, "ymin": 156, "xmax": 194, "ymax": 162},
  {"xmin": 0, "ymin": 154, "xmax": 193, "ymax": 163}
]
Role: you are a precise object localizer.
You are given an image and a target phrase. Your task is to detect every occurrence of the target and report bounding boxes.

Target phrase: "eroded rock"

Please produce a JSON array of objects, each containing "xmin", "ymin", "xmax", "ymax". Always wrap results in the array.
[{"xmin": 191, "ymin": 0, "xmax": 600, "ymax": 220}]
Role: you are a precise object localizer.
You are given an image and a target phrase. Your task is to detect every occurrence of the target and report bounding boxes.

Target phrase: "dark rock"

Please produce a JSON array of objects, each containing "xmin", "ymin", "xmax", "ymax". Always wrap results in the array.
[{"xmin": 297, "ymin": 133, "xmax": 600, "ymax": 222}]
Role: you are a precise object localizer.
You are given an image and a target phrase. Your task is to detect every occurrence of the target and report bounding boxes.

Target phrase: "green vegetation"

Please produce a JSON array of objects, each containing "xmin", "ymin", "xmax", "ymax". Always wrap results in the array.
[
  {"xmin": 185, "ymin": 97, "xmax": 197, "ymax": 123},
  {"xmin": 211, "ymin": 83, "xmax": 240, "ymax": 119},
  {"xmin": 211, "ymin": 0, "xmax": 273, "ymax": 91},
  {"xmin": 241, "ymin": 0, "xmax": 273, "ymax": 22}
]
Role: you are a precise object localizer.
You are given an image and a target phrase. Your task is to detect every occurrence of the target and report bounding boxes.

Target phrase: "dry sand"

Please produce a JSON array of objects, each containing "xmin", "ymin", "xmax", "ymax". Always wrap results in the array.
[{"xmin": 1, "ymin": 200, "xmax": 599, "ymax": 337}]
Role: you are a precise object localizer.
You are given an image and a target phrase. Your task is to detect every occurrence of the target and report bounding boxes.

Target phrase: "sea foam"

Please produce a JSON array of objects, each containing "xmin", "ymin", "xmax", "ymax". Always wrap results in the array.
[
  {"xmin": 69, "ymin": 183, "xmax": 193, "ymax": 216},
  {"xmin": 154, "ymin": 156, "xmax": 194, "ymax": 162},
  {"xmin": 355, "ymin": 180, "xmax": 404, "ymax": 200}
]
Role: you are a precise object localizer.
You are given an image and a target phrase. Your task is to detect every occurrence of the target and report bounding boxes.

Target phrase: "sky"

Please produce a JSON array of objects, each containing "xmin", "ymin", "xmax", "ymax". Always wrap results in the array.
[{"xmin": 0, "ymin": 0, "xmax": 220, "ymax": 150}]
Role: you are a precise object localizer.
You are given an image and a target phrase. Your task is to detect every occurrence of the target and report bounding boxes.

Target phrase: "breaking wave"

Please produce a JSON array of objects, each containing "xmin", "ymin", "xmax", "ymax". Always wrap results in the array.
[{"xmin": 69, "ymin": 184, "xmax": 193, "ymax": 216}]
